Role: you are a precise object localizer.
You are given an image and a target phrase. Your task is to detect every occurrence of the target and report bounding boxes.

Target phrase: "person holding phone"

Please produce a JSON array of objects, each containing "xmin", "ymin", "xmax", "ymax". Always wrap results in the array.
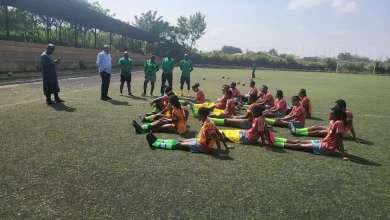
[{"xmin": 41, "ymin": 44, "xmax": 64, "ymax": 104}]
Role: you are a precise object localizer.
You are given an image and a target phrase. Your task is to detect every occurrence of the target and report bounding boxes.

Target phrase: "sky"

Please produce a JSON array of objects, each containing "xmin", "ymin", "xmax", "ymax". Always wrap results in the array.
[{"xmin": 97, "ymin": 0, "xmax": 389, "ymax": 59}]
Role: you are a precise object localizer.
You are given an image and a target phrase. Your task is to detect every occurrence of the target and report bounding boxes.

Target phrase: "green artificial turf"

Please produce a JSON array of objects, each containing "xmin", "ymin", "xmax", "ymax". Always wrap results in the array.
[{"xmin": 1, "ymin": 69, "xmax": 390, "ymax": 219}]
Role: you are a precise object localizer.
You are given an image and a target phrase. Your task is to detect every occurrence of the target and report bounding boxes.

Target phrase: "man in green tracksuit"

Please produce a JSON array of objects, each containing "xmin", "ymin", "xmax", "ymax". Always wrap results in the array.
[
  {"xmin": 118, "ymin": 51, "xmax": 133, "ymax": 96},
  {"xmin": 160, "ymin": 51, "xmax": 175, "ymax": 96},
  {"xmin": 179, "ymin": 54, "xmax": 193, "ymax": 97},
  {"xmin": 143, "ymin": 55, "xmax": 159, "ymax": 97},
  {"xmin": 252, "ymin": 62, "xmax": 256, "ymax": 79}
]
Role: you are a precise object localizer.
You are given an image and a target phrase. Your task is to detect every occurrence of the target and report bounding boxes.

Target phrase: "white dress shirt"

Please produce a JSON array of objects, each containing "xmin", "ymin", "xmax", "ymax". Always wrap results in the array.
[{"xmin": 96, "ymin": 51, "xmax": 112, "ymax": 74}]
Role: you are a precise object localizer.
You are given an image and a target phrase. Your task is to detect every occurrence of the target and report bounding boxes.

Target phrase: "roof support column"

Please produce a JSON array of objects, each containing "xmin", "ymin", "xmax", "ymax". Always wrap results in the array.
[
  {"xmin": 94, "ymin": 28, "xmax": 97, "ymax": 49},
  {"xmin": 109, "ymin": 32, "xmax": 112, "ymax": 50},
  {"xmin": 121, "ymin": 35, "xmax": 124, "ymax": 50},
  {"xmin": 131, "ymin": 39, "xmax": 134, "ymax": 52},
  {"xmin": 74, "ymin": 23, "xmax": 77, "ymax": 47},
  {"xmin": 46, "ymin": 16, "xmax": 50, "ymax": 43}
]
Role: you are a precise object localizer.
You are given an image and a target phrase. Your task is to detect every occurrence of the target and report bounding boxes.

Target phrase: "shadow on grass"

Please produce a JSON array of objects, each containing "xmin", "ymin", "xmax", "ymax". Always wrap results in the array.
[
  {"xmin": 48, "ymin": 103, "xmax": 77, "ymax": 112},
  {"xmin": 129, "ymin": 96, "xmax": 147, "ymax": 101},
  {"xmin": 333, "ymin": 152, "xmax": 381, "ymax": 166},
  {"xmin": 345, "ymin": 137, "xmax": 374, "ymax": 146},
  {"xmin": 210, "ymin": 151, "xmax": 235, "ymax": 160},
  {"xmin": 308, "ymin": 116, "xmax": 324, "ymax": 121},
  {"xmin": 180, "ymin": 130, "xmax": 198, "ymax": 139},
  {"xmin": 109, "ymin": 100, "xmax": 131, "ymax": 106},
  {"xmin": 268, "ymin": 146, "xmax": 287, "ymax": 153}
]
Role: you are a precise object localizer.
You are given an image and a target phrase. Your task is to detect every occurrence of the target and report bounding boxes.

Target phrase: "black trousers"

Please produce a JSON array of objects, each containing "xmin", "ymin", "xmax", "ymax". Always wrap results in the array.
[
  {"xmin": 160, "ymin": 72, "xmax": 173, "ymax": 94},
  {"xmin": 100, "ymin": 71, "xmax": 111, "ymax": 98}
]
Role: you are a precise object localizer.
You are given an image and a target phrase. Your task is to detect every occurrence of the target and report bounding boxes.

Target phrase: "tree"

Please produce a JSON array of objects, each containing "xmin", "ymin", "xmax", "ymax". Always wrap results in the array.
[
  {"xmin": 255, "ymin": 51, "xmax": 269, "ymax": 56},
  {"xmin": 221, "ymin": 45, "xmax": 243, "ymax": 54},
  {"xmin": 337, "ymin": 52, "xmax": 353, "ymax": 61},
  {"xmin": 175, "ymin": 12, "xmax": 206, "ymax": 51},
  {"xmin": 188, "ymin": 12, "xmax": 206, "ymax": 49},
  {"xmin": 268, "ymin": 48, "xmax": 278, "ymax": 56},
  {"xmin": 175, "ymin": 16, "xmax": 189, "ymax": 45},
  {"xmin": 326, "ymin": 58, "xmax": 337, "ymax": 70},
  {"xmin": 133, "ymin": 10, "xmax": 171, "ymax": 39}
]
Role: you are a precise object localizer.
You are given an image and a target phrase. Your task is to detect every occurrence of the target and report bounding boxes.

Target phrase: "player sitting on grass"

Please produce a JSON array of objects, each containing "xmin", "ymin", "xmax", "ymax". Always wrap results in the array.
[
  {"xmin": 265, "ymin": 96, "xmax": 306, "ymax": 129},
  {"xmin": 183, "ymin": 83, "xmax": 206, "ymax": 105},
  {"xmin": 230, "ymin": 82, "xmax": 241, "ymax": 103},
  {"xmin": 286, "ymin": 88, "xmax": 312, "ymax": 117},
  {"xmin": 208, "ymin": 90, "xmax": 235, "ymax": 118},
  {"xmin": 257, "ymin": 85, "xmax": 275, "ymax": 109},
  {"xmin": 210, "ymin": 93, "xmax": 258, "ymax": 128},
  {"xmin": 133, "ymin": 95, "xmax": 188, "ymax": 134},
  {"xmin": 241, "ymin": 81, "xmax": 258, "ymax": 103},
  {"xmin": 187, "ymin": 84, "xmax": 230, "ymax": 117},
  {"xmin": 149, "ymin": 86, "xmax": 174, "ymax": 113},
  {"xmin": 263, "ymin": 90, "xmax": 287, "ymax": 118},
  {"xmin": 273, "ymin": 107, "xmax": 353, "ymax": 161},
  {"xmin": 291, "ymin": 99, "xmax": 357, "ymax": 141},
  {"xmin": 299, "ymin": 89, "xmax": 312, "ymax": 118},
  {"xmin": 146, "ymin": 107, "xmax": 233, "ymax": 158},
  {"xmin": 139, "ymin": 91, "xmax": 176, "ymax": 122},
  {"xmin": 218, "ymin": 105, "xmax": 270, "ymax": 150}
]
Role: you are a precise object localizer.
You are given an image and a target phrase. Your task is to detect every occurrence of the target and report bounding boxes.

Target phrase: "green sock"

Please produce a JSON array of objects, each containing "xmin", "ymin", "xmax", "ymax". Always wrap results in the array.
[
  {"xmin": 179, "ymin": 100, "xmax": 185, "ymax": 105},
  {"xmin": 265, "ymin": 118, "xmax": 275, "ymax": 125},
  {"xmin": 190, "ymin": 107, "xmax": 198, "ymax": 118},
  {"xmin": 188, "ymin": 90, "xmax": 190, "ymax": 95},
  {"xmin": 152, "ymin": 139, "xmax": 179, "ymax": 150},
  {"xmin": 273, "ymin": 142, "xmax": 285, "ymax": 148},
  {"xmin": 152, "ymin": 107, "xmax": 160, "ymax": 114},
  {"xmin": 274, "ymin": 137, "xmax": 287, "ymax": 143},
  {"xmin": 296, "ymin": 128, "xmax": 308, "ymax": 136},
  {"xmin": 144, "ymin": 115, "xmax": 155, "ymax": 122},
  {"xmin": 141, "ymin": 123, "xmax": 152, "ymax": 131},
  {"xmin": 210, "ymin": 118, "xmax": 225, "ymax": 126}
]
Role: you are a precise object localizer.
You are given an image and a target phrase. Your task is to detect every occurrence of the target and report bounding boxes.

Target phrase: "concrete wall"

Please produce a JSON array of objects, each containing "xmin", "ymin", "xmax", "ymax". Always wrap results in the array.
[{"xmin": 0, "ymin": 40, "xmax": 156, "ymax": 72}]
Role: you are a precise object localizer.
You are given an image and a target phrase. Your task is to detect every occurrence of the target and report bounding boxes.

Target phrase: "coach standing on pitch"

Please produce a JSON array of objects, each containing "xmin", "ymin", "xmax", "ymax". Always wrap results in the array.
[
  {"xmin": 96, "ymin": 45, "xmax": 112, "ymax": 101},
  {"xmin": 160, "ymin": 51, "xmax": 175, "ymax": 96},
  {"xmin": 41, "ymin": 44, "xmax": 64, "ymax": 104},
  {"xmin": 118, "ymin": 51, "xmax": 133, "ymax": 96},
  {"xmin": 179, "ymin": 54, "xmax": 193, "ymax": 97}
]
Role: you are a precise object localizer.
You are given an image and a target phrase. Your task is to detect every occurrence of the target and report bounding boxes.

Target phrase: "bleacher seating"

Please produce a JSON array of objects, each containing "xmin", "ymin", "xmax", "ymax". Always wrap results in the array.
[{"xmin": 0, "ymin": 40, "xmax": 156, "ymax": 72}]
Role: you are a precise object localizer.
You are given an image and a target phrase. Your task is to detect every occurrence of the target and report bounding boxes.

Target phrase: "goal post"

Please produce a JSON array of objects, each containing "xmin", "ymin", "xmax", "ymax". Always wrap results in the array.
[{"xmin": 336, "ymin": 61, "xmax": 375, "ymax": 74}]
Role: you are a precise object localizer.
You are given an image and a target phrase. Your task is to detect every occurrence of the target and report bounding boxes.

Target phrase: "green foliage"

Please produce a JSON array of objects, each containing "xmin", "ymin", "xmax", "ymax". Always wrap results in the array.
[
  {"xmin": 337, "ymin": 52, "xmax": 370, "ymax": 62},
  {"xmin": 133, "ymin": 10, "xmax": 171, "ymax": 39},
  {"xmin": 326, "ymin": 58, "xmax": 337, "ymax": 70},
  {"xmin": 191, "ymin": 52, "xmax": 326, "ymax": 70},
  {"xmin": 78, "ymin": 60, "xmax": 88, "ymax": 70},
  {"xmin": 174, "ymin": 12, "xmax": 206, "ymax": 51},
  {"xmin": 268, "ymin": 48, "xmax": 278, "ymax": 56},
  {"xmin": 221, "ymin": 45, "xmax": 243, "ymax": 54}
]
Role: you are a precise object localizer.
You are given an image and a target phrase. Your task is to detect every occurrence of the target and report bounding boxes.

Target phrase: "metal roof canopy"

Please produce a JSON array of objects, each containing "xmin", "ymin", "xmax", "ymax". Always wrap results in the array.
[{"xmin": 0, "ymin": 0, "xmax": 159, "ymax": 42}]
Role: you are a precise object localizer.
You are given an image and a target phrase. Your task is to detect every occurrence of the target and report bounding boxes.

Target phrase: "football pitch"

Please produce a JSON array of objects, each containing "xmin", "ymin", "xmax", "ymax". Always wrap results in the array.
[{"xmin": 1, "ymin": 68, "xmax": 390, "ymax": 219}]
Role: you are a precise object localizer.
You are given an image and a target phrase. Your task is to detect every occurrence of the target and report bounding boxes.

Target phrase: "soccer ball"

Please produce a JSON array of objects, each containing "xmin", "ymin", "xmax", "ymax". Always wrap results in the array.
[
  {"xmin": 237, "ymin": 81, "xmax": 240, "ymax": 84},
  {"xmin": 222, "ymin": 76, "xmax": 225, "ymax": 79},
  {"xmin": 242, "ymin": 83, "xmax": 246, "ymax": 86},
  {"xmin": 227, "ymin": 77, "xmax": 230, "ymax": 80},
  {"xmin": 203, "ymin": 77, "xmax": 206, "ymax": 80},
  {"xmin": 8, "ymin": 72, "xmax": 12, "ymax": 77}
]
